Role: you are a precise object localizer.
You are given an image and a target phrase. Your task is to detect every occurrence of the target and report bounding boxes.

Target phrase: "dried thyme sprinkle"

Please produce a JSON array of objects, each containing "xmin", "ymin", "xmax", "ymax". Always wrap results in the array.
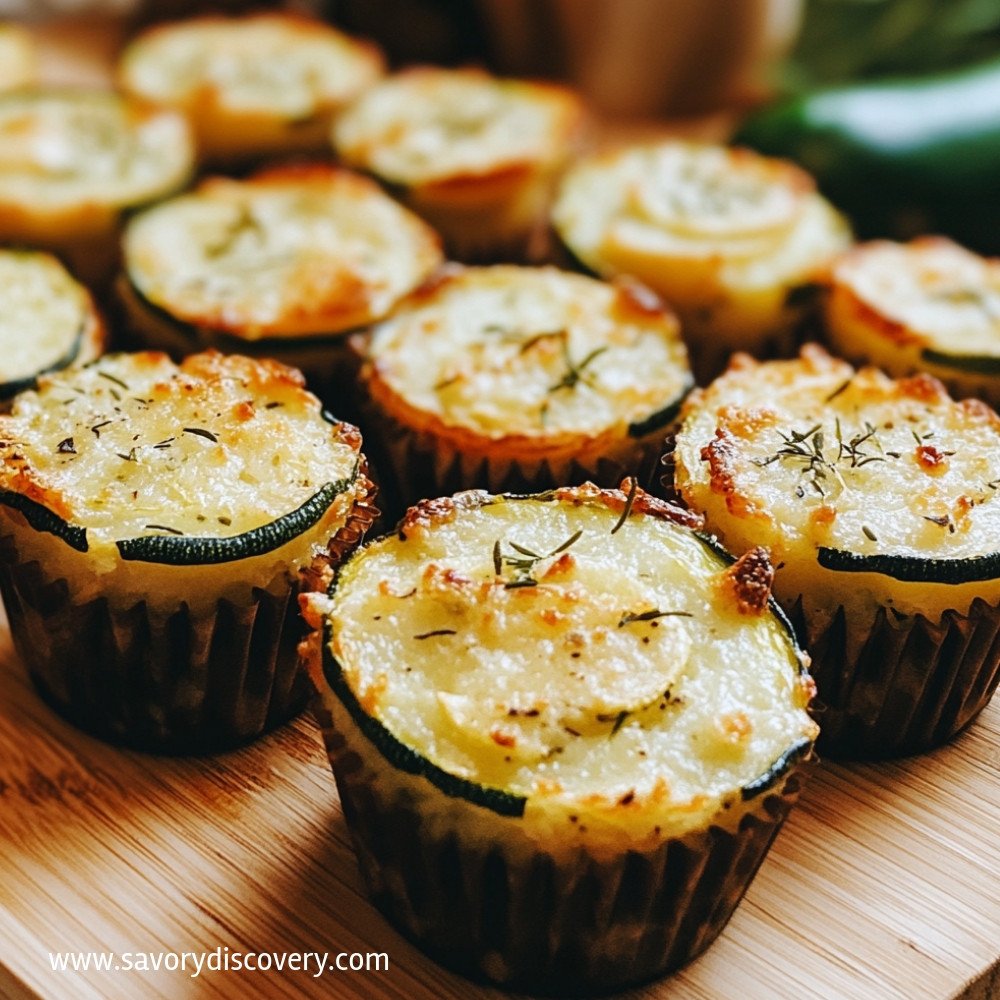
[
  {"xmin": 618, "ymin": 609, "xmax": 693, "ymax": 627},
  {"xmin": 824, "ymin": 378, "xmax": 852, "ymax": 402},
  {"xmin": 97, "ymin": 371, "xmax": 129, "ymax": 391},
  {"xmin": 265, "ymin": 401, "xmax": 284, "ymax": 409},
  {"xmin": 90, "ymin": 420, "xmax": 112, "ymax": 437},
  {"xmin": 610, "ymin": 711, "xmax": 629, "ymax": 736},
  {"xmin": 862, "ymin": 525, "xmax": 878, "ymax": 542},
  {"xmin": 56, "ymin": 437, "xmax": 76, "ymax": 454},
  {"xmin": 183, "ymin": 427, "xmax": 218, "ymax": 442},
  {"xmin": 495, "ymin": 529, "xmax": 583, "ymax": 588},
  {"xmin": 413, "ymin": 629, "xmax": 458, "ymax": 640},
  {"xmin": 548, "ymin": 340, "xmax": 608, "ymax": 393},
  {"xmin": 116, "ymin": 448, "xmax": 138, "ymax": 462},
  {"xmin": 611, "ymin": 478, "xmax": 639, "ymax": 535},
  {"xmin": 153, "ymin": 437, "xmax": 174, "ymax": 449},
  {"xmin": 144, "ymin": 524, "xmax": 184, "ymax": 535}
]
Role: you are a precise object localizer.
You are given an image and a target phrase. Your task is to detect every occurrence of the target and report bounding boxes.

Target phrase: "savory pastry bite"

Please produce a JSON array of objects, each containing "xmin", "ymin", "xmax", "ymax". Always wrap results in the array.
[
  {"xmin": 118, "ymin": 163, "xmax": 443, "ymax": 406},
  {"xmin": 552, "ymin": 141, "xmax": 851, "ymax": 381},
  {"xmin": 0, "ymin": 351, "xmax": 376, "ymax": 752},
  {"xmin": 0, "ymin": 24, "xmax": 37, "ymax": 92},
  {"xmin": 332, "ymin": 66, "xmax": 585, "ymax": 260},
  {"xmin": 0, "ymin": 250, "xmax": 105, "ymax": 401},
  {"xmin": 825, "ymin": 237, "xmax": 1000, "ymax": 407},
  {"xmin": 0, "ymin": 90, "xmax": 193, "ymax": 285},
  {"xmin": 118, "ymin": 13, "xmax": 384, "ymax": 165},
  {"xmin": 301, "ymin": 482, "xmax": 817, "ymax": 994},
  {"xmin": 672, "ymin": 344, "xmax": 1000, "ymax": 757},
  {"xmin": 357, "ymin": 265, "xmax": 692, "ymax": 517}
]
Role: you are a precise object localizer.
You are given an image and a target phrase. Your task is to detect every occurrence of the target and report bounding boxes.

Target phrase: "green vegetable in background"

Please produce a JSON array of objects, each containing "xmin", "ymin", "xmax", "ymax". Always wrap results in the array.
[{"xmin": 734, "ymin": 55, "xmax": 1000, "ymax": 254}]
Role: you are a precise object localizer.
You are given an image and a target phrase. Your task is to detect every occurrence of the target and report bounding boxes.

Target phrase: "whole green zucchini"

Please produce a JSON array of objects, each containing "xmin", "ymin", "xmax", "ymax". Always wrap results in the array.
[{"xmin": 734, "ymin": 56, "xmax": 1000, "ymax": 254}]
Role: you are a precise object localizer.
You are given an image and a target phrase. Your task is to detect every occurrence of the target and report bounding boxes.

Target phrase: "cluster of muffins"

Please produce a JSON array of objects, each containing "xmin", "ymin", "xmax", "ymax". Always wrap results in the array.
[{"xmin": 0, "ymin": 9, "xmax": 998, "ymax": 997}]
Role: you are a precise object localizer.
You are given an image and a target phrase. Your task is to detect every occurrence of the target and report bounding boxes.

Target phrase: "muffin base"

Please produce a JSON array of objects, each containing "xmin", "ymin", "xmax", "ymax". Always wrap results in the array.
[
  {"xmin": 0, "ymin": 482, "xmax": 377, "ymax": 754},
  {"xmin": 789, "ymin": 595, "xmax": 1000, "ymax": 759},
  {"xmin": 313, "ymin": 691, "xmax": 807, "ymax": 996}
]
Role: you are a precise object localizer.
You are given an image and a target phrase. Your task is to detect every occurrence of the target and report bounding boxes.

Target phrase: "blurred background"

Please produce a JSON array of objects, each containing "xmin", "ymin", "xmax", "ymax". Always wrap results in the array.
[{"xmin": 3, "ymin": 0, "xmax": 999, "ymax": 114}]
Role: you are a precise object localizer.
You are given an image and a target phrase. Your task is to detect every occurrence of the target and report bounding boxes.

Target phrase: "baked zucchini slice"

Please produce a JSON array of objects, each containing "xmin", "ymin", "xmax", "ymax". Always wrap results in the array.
[
  {"xmin": 552, "ymin": 140, "xmax": 851, "ymax": 379},
  {"xmin": 0, "ymin": 351, "xmax": 371, "ymax": 592},
  {"xmin": 0, "ymin": 250, "xmax": 105, "ymax": 400},
  {"xmin": 824, "ymin": 237, "xmax": 1000, "ymax": 406},
  {"xmin": 118, "ymin": 12, "xmax": 385, "ymax": 163},
  {"xmin": 301, "ymin": 482, "xmax": 817, "ymax": 992},
  {"xmin": 673, "ymin": 344, "xmax": 1000, "ymax": 755},
  {"xmin": 358, "ymin": 265, "xmax": 692, "ymax": 514}
]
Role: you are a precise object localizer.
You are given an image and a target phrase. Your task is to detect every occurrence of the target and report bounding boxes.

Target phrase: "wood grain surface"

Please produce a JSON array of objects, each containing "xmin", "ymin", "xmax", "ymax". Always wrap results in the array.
[{"xmin": 1, "ymin": 605, "xmax": 998, "ymax": 1000}]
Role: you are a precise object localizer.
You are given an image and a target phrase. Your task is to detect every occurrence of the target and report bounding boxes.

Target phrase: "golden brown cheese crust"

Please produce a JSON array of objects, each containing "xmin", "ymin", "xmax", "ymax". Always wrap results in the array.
[
  {"xmin": 123, "ymin": 164, "xmax": 443, "ymax": 340},
  {"xmin": 0, "ymin": 350, "xmax": 363, "ymax": 541},
  {"xmin": 0, "ymin": 90, "xmax": 193, "ymax": 230},
  {"xmin": 674, "ymin": 344, "xmax": 1000, "ymax": 622},
  {"xmin": 309, "ymin": 482, "xmax": 815, "ymax": 843},
  {"xmin": 824, "ymin": 237, "xmax": 1000, "ymax": 404},
  {"xmin": 361, "ymin": 265, "xmax": 691, "ymax": 459},
  {"xmin": 118, "ymin": 13, "xmax": 385, "ymax": 161},
  {"xmin": 332, "ymin": 66, "xmax": 584, "ymax": 190}
]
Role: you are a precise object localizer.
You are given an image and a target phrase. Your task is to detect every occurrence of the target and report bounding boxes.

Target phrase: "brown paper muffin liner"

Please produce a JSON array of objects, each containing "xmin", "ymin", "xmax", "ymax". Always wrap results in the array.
[
  {"xmin": 0, "ymin": 484, "xmax": 378, "ymax": 754},
  {"xmin": 312, "ymin": 693, "xmax": 807, "ymax": 996},
  {"xmin": 361, "ymin": 398, "xmax": 675, "ymax": 525},
  {"xmin": 788, "ymin": 596, "xmax": 1000, "ymax": 759}
]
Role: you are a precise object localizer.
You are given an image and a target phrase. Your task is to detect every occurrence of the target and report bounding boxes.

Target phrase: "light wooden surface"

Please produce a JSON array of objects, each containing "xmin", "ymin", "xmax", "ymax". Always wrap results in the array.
[
  {"xmin": 2, "ymin": 17, "xmax": 998, "ymax": 1000},
  {"xmin": 1, "ymin": 607, "xmax": 998, "ymax": 1000}
]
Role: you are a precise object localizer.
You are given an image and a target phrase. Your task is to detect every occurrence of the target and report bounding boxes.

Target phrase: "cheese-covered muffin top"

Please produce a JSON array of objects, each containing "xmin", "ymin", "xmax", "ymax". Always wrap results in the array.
[
  {"xmin": 0, "ymin": 351, "xmax": 361, "ymax": 545},
  {"xmin": 0, "ymin": 91, "xmax": 193, "ymax": 214},
  {"xmin": 333, "ymin": 67, "xmax": 584, "ymax": 187},
  {"xmin": 553, "ymin": 141, "xmax": 849, "ymax": 293},
  {"xmin": 0, "ymin": 24, "xmax": 36, "ymax": 92},
  {"xmin": 365, "ymin": 266, "xmax": 690, "ymax": 440},
  {"xmin": 675, "ymin": 345, "xmax": 1000, "ymax": 568},
  {"xmin": 828, "ymin": 238, "xmax": 1000, "ymax": 359},
  {"xmin": 123, "ymin": 165, "xmax": 443, "ymax": 340},
  {"xmin": 119, "ymin": 13, "xmax": 383, "ymax": 123},
  {"xmin": 307, "ymin": 484, "xmax": 816, "ymax": 843},
  {"xmin": 0, "ymin": 250, "xmax": 103, "ymax": 393}
]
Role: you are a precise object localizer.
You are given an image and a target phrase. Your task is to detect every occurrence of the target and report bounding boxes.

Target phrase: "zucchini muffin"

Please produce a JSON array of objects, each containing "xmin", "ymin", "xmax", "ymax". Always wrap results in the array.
[
  {"xmin": 357, "ymin": 265, "xmax": 692, "ymax": 517},
  {"xmin": 552, "ymin": 141, "xmax": 851, "ymax": 381},
  {"xmin": 332, "ymin": 66, "xmax": 585, "ymax": 260},
  {"xmin": 0, "ymin": 90, "xmax": 194, "ymax": 286},
  {"xmin": 0, "ymin": 24, "xmax": 37, "ymax": 92},
  {"xmin": 302, "ymin": 482, "xmax": 817, "ymax": 994},
  {"xmin": 118, "ymin": 13, "xmax": 384, "ymax": 165},
  {"xmin": 825, "ymin": 237, "xmax": 1000, "ymax": 407},
  {"xmin": 672, "ymin": 344, "xmax": 1000, "ymax": 756},
  {"xmin": 0, "ymin": 351, "xmax": 376, "ymax": 752},
  {"xmin": 0, "ymin": 250, "xmax": 105, "ymax": 401},
  {"xmin": 118, "ymin": 163, "xmax": 443, "ymax": 407}
]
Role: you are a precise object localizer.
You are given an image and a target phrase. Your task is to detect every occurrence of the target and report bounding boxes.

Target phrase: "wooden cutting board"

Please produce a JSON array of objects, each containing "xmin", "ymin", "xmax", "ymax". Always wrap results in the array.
[{"xmin": 1, "ymin": 606, "xmax": 998, "ymax": 1000}]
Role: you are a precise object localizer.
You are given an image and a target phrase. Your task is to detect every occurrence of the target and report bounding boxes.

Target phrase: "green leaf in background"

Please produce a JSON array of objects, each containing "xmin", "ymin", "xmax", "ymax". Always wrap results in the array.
[{"xmin": 782, "ymin": 0, "xmax": 1000, "ymax": 92}]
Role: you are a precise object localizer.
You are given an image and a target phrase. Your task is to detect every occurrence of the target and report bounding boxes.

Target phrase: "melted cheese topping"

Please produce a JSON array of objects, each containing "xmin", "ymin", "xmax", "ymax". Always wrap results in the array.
[
  {"xmin": 366, "ymin": 267, "xmax": 690, "ymax": 438},
  {"xmin": 0, "ymin": 91, "xmax": 192, "ymax": 212},
  {"xmin": 675, "ymin": 345, "xmax": 1000, "ymax": 567},
  {"xmin": 120, "ymin": 14, "xmax": 382, "ymax": 119},
  {"xmin": 124, "ymin": 166, "xmax": 443, "ymax": 340},
  {"xmin": 0, "ymin": 25, "xmax": 36, "ymax": 91},
  {"xmin": 333, "ymin": 67, "xmax": 582, "ymax": 187},
  {"xmin": 828, "ymin": 238, "xmax": 1000, "ymax": 358},
  {"xmin": 322, "ymin": 489, "xmax": 815, "ymax": 837},
  {"xmin": 0, "ymin": 351, "xmax": 360, "ymax": 541},
  {"xmin": 0, "ymin": 251, "xmax": 94, "ymax": 385},
  {"xmin": 553, "ymin": 142, "xmax": 849, "ymax": 300}
]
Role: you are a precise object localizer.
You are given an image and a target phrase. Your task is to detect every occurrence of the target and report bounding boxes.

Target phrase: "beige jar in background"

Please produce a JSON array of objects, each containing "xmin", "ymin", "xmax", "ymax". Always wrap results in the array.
[{"xmin": 479, "ymin": 0, "xmax": 802, "ymax": 116}]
